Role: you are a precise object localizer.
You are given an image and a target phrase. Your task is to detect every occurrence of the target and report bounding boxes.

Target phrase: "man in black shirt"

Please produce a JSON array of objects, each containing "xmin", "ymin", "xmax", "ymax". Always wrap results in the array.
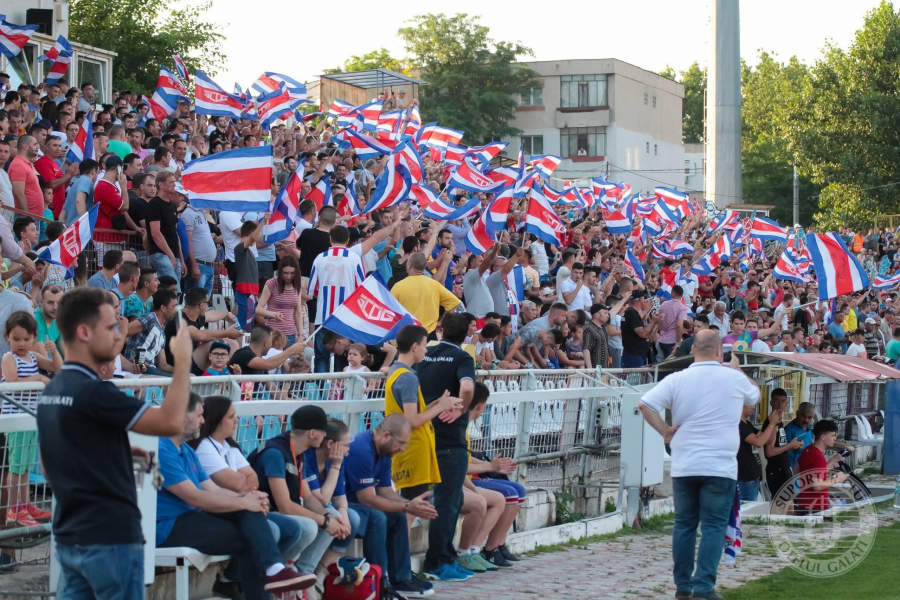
[
  {"xmin": 762, "ymin": 388, "xmax": 803, "ymax": 498},
  {"xmin": 621, "ymin": 291, "xmax": 661, "ymax": 368},
  {"xmin": 229, "ymin": 324, "xmax": 306, "ymax": 376},
  {"xmin": 163, "ymin": 287, "xmax": 243, "ymax": 374},
  {"xmin": 37, "ymin": 287, "xmax": 194, "ymax": 598},
  {"xmin": 737, "ymin": 404, "xmax": 780, "ymax": 502},
  {"xmin": 146, "ymin": 170, "xmax": 183, "ymax": 291},
  {"xmin": 414, "ymin": 313, "xmax": 476, "ymax": 579},
  {"xmin": 297, "ymin": 206, "xmax": 336, "ymax": 327}
]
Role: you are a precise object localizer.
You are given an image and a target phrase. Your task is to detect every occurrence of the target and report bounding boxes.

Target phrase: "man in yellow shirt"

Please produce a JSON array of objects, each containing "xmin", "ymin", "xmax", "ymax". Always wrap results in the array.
[{"xmin": 390, "ymin": 252, "xmax": 460, "ymax": 335}]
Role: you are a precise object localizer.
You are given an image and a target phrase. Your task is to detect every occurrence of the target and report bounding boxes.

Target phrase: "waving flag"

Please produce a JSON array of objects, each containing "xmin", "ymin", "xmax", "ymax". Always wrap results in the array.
[
  {"xmin": 393, "ymin": 140, "xmax": 424, "ymax": 183},
  {"xmin": 322, "ymin": 274, "xmax": 419, "ymax": 345},
  {"xmin": 447, "ymin": 158, "xmax": 507, "ymax": 194},
  {"xmin": 157, "ymin": 66, "xmax": 188, "ymax": 103},
  {"xmin": 806, "ymin": 232, "xmax": 870, "ymax": 301},
  {"xmin": 624, "ymin": 247, "xmax": 645, "ymax": 282},
  {"xmin": 421, "ymin": 196, "xmax": 481, "ymax": 221},
  {"xmin": 655, "ymin": 187, "xmax": 691, "ymax": 218},
  {"xmin": 657, "ymin": 265, "xmax": 682, "ymax": 299},
  {"xmin": 66, "ymin": 112, "xmax": 94, "ymax": 163},
  {"xmin": 642, "ymin": 217, "xmax": 664, "ymax": 238},
  {"xmin": 773, "ymin": 249, "xmax": 809, "ymax": 284},
  {"xmin": 873, "ymin": 273, "xmax": 900, "ymax": 290},
  {"xmin": 652, "ymin": 199, "xmax": 682, "ymax": 227},
  {"xmin": 337, "ymin": 179, "xmax": 362, "ymax": 218},
  {"xmin": 441, "ymin": 143, "xmax": 467, "ymax": 166},
  {"xmin": 342, "ymin": 130, "xmax": 398, "ymax": 161},
  {"xmin": 305, "ymin": 176, "xmax": 332, "ymax": 212},
  {"xmin": 145, "ymin": 90, "xmax": 177, "ymax": 122},
  {"xmin": 352, "ymin": 101, "xmax": 383, "ymax": 132},
  {"xmin": 376, "ymin": 110, "xmax": 405, "ymax": 135},
  {"xmin": 327, "ymin": 99, "xmax": 355, "ymax": 118},
  {"xmin": 409, "ymin": 184, "xmax": 440, "ymax": 211},
  {"xmin": 182, "ymin": 146, "xmax": 274, "ymax": 211},
  {"xmin": 750, "ymin": 216, "xmax": 788, "ymax": 242},
  {"xmin": 465, "ymin": 208, "xmax": 496, "ymax": 255},
  {"xmin": 524, "ymin": 183, "xmax": 565, "ymax": 246},
  {"xmin": 486, "ymin": 187, "xmax": 514, "ymax": 231},
  {"xmin": 363, "ymin": 162, "xmax": 412, "ymax": 214},
  {"xmin": 711, "ymin": 233, "xmax": 734, "ymax": 261},
  {"xmin": 253, "ymin": 72, "xmax": 308, "ymax": 102},
  {"xmin": 257, "ymin": 85, "xmax": 305, "ymax": 129},
  {"xmin": 706, "ymin": 210, "xmax": 740, "ymax": 235},
  {"xmin": 466, "ymin": 142, "xmax": 507, "ymax": 166},
  {"xmin": 195, "ymin": 70, "xmax": 246, "ymax": 119},
  {"xmin": 262, "ymin": 163, "xmax": 304, "ymax": 243},
  {"xmin": 652, "ymin": 242, "xmax": 676, "ymax": 260},
  {"xmin": 604, "ymin": 210, "xmax": 632, "ymax": 235},
  {"xmin": 592, "ymin": 177, "xmax": 625, "ymax": 200},
  {"xmin": 39, "ymin": 35, "xmax": 73, "ymax": 85},
  {"xmin": 530, "ymin": 155, "xmax": 562, "ymax": 178},
  {"xmin": 0, "ymin": 18, "xmax": 38, "ymax": 59},
  {"xmin": 664, "ymin": 238, "xmax": 695, "ymax": 257},
  {"xmin": 37, "ymin": 205, "xmax": 99, "ymax": 275},
  {"xmin": 173, "ymin": 54, "xmax": 189, "ymax": 82},
  {"xmin": 403, "ymin": 105, "xmax": 422, "ymax": 137},
  {"xmin": 416, "ymin": 122, "xmax": 464, "ymax": 149}
]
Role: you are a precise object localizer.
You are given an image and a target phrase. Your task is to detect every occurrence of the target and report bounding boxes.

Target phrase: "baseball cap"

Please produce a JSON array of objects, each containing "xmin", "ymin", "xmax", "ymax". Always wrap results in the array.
[
  {"xmin": 630, "ymin": 290, "xmax": 649, "ymax": 300},
  {"xmin": 865, "ymin": 318, "xmax": 877, "ymax": 325},
  {"xmin": 105, "ymin": 155, "xmax": 123, "ymax": 168},
  {"xmin": 590, "ymin": 303, "xmax": 611, "ymax": 315},
  {"xmin": 209, "ymin": 341, "xmax": 230, "ymax": 354},
  {"xmin": 291, "ymin": 405, "xmax": 328, "ymax": 431}
]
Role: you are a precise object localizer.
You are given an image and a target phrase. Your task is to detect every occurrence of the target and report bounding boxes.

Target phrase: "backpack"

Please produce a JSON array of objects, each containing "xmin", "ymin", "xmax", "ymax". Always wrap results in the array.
[{"xmin": 324, "ymin": 563, "xmax": 381, "ymax": 600}]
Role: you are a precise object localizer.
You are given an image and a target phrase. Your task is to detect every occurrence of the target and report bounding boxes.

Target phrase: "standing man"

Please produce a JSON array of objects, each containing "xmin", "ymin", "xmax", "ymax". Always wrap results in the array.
[
  {"xmin": 179, "ymin": 199, "xmax": 217, "ymax": 295},
  {"xmin": 37, "ymin": 287, "xmax": 194, "ymax": 598},
  {"xmin": 621, "ymin": 291, "xmax": 661, "ymax": 368},
  {"xmin": 762, "ymin": 388, "xmax": 804, "ymax": 498},
  {"xmin": 638, "ymin": 331, "xmax": 759, "ymax": 600},
  {"xmin": 146, "ymin": 171, "xmax": 184, "ymax": 291},
  {"xmin": 416, "ymin": 313, "xmax": 477, "ymax": 582},
  {"xmin": 658, "ymin": 285, "xmax": 688, "ymax": 358},
  {"xmin": 8, "ymin": 134, "xmax": 42, "ymax": 216}
]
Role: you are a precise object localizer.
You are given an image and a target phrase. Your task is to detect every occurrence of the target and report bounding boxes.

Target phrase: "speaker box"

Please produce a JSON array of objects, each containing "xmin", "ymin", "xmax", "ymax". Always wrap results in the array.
[{"xmin": 26, "ymin": 9, "xmax": 54, "ymax": 36}]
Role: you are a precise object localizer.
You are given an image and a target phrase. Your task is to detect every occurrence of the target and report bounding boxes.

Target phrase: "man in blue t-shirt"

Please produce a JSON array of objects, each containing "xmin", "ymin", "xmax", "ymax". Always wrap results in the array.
[
  {"xmin": 784, "ymin": 402, "xmax": 816, "ymax": 472},
  {"xmin": 156, "ymin": 394, "xmax": 315, "ymax": 597},
  {"xmin": 828, "ymin": 312, "xmax": 850, "ymax": 353},
  {"xmin": 343, "ymin": 415, "xmax": 437, "ymax": 595}
]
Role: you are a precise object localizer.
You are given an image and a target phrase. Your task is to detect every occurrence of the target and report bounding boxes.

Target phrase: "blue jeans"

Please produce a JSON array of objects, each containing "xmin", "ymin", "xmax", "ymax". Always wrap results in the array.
[
  {"xmin": 423, "ymin": 447, "xmax": 469, "ymax": 572},
  {"xmin": 150, "ymin": 253, "xmax": 181, "ymax": 293},
  {"xmin": 314, "ymin": 327, "xmax": 330, "ymax": 374},
  {"xmin": 56, "ymin": 542, "xmax": 144, "ymax": 600},
  {"xmin": 349, "ymin": 503, "xmax": 412, "ymax": 584},
  {"xmin": 190, "ymin": 263, "xmax": 215, "ymax": 296},
  {"xmin": 267, "ymin": 513, "xmax": 303, "ymax": 563},
  {"xmin": 294, "ymin": 505, "xmax": 349, "ymax": 574},
  {"xmin": 622, "ymin": 353, "xmax": 647, "ymax": 368},
  {"xmin": 672, "ymin": 476, "xmax": 736, "ymax": 595},
  {"xmin": 285, "ymin": 334, "xmax": 296, "ymax": 347},
  {"xmin": 737, "ymin": 480, "xmax": 760, "ymax": 502}
]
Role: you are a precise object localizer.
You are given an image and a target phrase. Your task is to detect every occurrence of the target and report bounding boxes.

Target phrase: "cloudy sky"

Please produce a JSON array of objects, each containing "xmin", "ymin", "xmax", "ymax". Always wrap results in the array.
[{"xmin": 207, "ymin": 0, "xmax": 884, "ymax": 90}]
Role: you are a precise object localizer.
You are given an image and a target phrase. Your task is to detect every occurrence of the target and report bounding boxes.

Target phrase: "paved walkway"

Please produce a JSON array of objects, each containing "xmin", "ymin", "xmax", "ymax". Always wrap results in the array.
[{"xmin": 430, "ymin": 507, "xmax": 900, "ymax": 600}]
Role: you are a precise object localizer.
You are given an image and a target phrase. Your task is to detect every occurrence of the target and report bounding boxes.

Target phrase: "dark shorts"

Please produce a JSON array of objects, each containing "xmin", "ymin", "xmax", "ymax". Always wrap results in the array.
[
  {"xmin": 766, "ymin": 467, "xmax": 792, "ymax": 499},
  {"xmin": 399, "ymin": 483, "xmax": 431, "ymax": 501}
]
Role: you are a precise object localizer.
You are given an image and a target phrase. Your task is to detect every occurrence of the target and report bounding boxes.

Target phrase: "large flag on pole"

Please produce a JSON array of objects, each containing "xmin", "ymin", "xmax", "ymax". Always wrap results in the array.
[
  {"xmin": 321, "ymin": 274, "xmax": 420, "ymax": 345},
  {"xmin": 181, "ymin": 146, "xmax": 274, "ymax": 211},
  {"xmin": 805, "ymin": 232, "xmax": 870, "ymax": 301}
]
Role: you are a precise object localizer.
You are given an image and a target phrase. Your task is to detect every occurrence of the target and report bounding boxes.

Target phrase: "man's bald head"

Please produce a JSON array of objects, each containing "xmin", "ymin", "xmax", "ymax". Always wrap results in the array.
[
  {"xmin": 796, "ymin": 402, "xmax": 815, "ymax": 417},
  {"xmin": 378, "ymin": 413, "xmax": 411, "ymax": 437},
  {"xmin": 692, "ymin": 329, "xmax": 723, "ymax": 362}
]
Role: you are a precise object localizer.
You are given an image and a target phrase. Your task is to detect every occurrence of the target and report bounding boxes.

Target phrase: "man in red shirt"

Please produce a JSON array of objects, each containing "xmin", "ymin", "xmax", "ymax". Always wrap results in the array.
[
  {"xmin": 34, "ymin": 135, "xmax": 78, "ymax": 218},
  {"xmin": 92, "ymin": 155, "xmax": 131, "ymax": 246},
  {"xmin": 8, "ymin": 135, "xmax": 43, "ymax": 216},
  {"xmin": 796, "ymin": 420, "xmax": 849, "ymax": 514}
]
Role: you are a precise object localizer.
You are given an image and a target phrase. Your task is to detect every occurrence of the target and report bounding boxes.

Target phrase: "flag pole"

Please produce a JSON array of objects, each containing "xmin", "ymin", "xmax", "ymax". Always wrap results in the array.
[{"xmin": 304, "ymin": 325, "xmax": 323, "ymax": 345}]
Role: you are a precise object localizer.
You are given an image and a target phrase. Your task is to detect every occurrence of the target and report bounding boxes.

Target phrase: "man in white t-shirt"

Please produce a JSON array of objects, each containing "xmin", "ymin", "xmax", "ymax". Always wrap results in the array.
[
  {"xmin": 219, "ymin": 211, "xmax": 258, "ymax": 283},
  {"xmin": 560, "ymin": 262, "xmax": 592, "ymax": 311},
  {"xmin": 845, "ymin": 329, "xmax": 868, "ymax": 358},
  {"xmin": 638, "ymin": 331, "xmax": 759, "ymax": 600}
]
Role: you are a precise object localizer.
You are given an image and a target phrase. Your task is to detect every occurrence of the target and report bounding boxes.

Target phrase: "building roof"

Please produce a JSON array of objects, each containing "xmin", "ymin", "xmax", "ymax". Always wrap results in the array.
[
  {"xmin": 723, "ymin": 204, "xmax": 776, "ymax": 211},
  {"xmin": 319, "ymin": 69, "xmax": 425, "ymax": 90},
  {"xmin": 656, "ymin": 352, "xmax": 900, "ymax": 383}
]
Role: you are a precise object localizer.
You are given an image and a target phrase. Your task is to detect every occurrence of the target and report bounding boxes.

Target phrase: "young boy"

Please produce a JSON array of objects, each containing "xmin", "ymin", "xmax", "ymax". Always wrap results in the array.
[
  {"xmin": 39, "ymin": 182, "xmax": 54, "ymax": 241},
  {"xmin": 384, "ymin": 324, "xmax": 461, "ymax": 526},
  {"xmin": 202, "ymin": 341, "xmax": 241, "ymax": 376},
  {"xmin": 474, "ymin": 322, "xmax": 501, "ymax": 366},
  {"xmin": 234, "ymin": 213, "xmax": 269, "ymax": 330}
]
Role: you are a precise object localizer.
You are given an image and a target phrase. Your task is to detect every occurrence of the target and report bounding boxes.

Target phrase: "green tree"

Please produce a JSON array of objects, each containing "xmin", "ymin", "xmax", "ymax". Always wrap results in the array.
[
  {"xmin": 397, "ymin": 13, "xmax": 537, "ymax": 144},
  {"xmin": 70, "ymin": 0, "xmax": 225, "ymax": 95},
  {"xmin": 661, "ymin": 62, "xmax": 706, "ymax": 143},
  {"xmin": 323, "ymin": 48, "xmax": 406, "ymax": 75}
]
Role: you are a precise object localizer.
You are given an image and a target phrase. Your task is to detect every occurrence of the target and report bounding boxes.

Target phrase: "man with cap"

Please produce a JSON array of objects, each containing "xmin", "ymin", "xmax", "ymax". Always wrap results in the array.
[
  {"xmin": 247, "ymin": 406, "xmax": 351, "ymax": 587},
  {"xmin": 863, "ymin": 318, "xmax": 884, "ymax": 358},
  {"xmin": 395, "ymin": 88, "xmax": 408, "ymax": 109},
  {"xmin": 582, "ymin": 303, "xmax": 610, "ymax": 369}
]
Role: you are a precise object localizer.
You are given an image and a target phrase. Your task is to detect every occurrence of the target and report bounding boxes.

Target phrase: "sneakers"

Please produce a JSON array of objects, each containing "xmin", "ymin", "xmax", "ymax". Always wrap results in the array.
[
  {"xmin": 456, "ymin": 554, "xmax": 487, "ymax": 573},
  {"xmin": 25, "ymin": 504, "xmax": 51, "ymax": 522},
  {"xmin": 469, "ymin": 553, "xmax": 498, "ymax": 572},
  {"xmin": 211, "ymin": 575, "xmax": 244, "ymax": 600},
  {"xmin": 392, "ymin": 577, "xmax": 434, "ymax": 597},
  {"xmin": 263, "ymin": 567, "xmax": 317, "ymax": 593},
  {"xmin": 498, "ymin": 544, "xmax": 520, "ymax": 562},
  {"xmin": 6, "ymin": 508, "xmax": 38, "ymax": 528},
  {"xmin": 452, "ymin": 561, "xmax": 475, "ymax": 578},
  {"xmin": 422, "ymin": 563, "xmax": 468, "ymax": 582},
  {"xmin": 482, "ymin": 548, "xmax": 513, "ymax": 568}
]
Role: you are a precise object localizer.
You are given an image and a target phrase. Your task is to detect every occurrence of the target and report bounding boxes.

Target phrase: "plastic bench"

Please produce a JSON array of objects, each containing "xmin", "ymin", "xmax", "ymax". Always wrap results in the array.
[
  {"xmin": 155, "ymin": 547, "xmax": 230, "ymax": 600},
  {"xmin": 236, "ymin": 416, "xmax": 258, "ymax": 455}
]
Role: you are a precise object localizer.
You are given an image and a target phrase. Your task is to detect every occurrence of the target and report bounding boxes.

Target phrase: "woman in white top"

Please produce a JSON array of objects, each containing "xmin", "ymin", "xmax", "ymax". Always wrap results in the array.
[{"xmin": 189, "ymin": 395, "xmax": 313, "ymax": 568}]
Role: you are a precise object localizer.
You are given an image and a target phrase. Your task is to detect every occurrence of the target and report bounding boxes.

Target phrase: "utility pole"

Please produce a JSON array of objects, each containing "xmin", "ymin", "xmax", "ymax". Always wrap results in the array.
[{"xmin": 793, "ymin": 165, "xmax": 800, "ymax": 226}]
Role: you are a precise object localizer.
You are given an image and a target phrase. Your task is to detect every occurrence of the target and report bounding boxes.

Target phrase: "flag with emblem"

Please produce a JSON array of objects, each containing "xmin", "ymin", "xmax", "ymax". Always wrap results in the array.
[
  {"xmin": 321, "ymin": 274, "xmax": 420, "ymax": 344},
  {"xmin": 37, "ymin": 205, "xmax": 99, "ymax": 276}
]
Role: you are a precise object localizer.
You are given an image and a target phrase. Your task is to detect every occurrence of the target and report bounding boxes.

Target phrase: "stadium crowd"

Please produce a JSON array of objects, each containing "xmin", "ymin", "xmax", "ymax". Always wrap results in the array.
[{"xmin": 0, "ymin": 72, "xmax": 890, "ymax": 600}]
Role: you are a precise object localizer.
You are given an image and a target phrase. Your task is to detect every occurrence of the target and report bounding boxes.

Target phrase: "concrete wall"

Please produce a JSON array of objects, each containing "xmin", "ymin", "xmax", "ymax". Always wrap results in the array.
[
  {"xmin": 3, "ymin": 0, "xmax": 69, "ymax": 38},
  {"xmin": 684, "ymin": 143, "xmax": 705, "ymax": 198}
]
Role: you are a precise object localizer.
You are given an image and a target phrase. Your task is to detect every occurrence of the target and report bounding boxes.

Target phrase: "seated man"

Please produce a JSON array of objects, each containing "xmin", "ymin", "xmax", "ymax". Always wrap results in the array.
[
  {"xmin": 163, "ymin": 287, "xmax": 242, "ymax": 375},
  {"xmin": 796, "ymin": 419, "xmax": 850, "ymax": 514},
  {"xmin": 156, "ymin": 394, "xmax": 315, "ymax": 599},
  {"xmin": 247, "ymin": 406, "xmax": 350, "ymax": 587},
  {"xmin": 124, "ymin": 289, "xmax": 178, "ymax": 375},
  {"xmin": 344, "ymin": 414, "xmax": 438, "ymax": 595}
]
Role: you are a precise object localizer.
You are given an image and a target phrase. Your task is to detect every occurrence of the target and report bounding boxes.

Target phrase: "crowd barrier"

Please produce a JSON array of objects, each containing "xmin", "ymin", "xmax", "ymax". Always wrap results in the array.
[{"xmin": 0, "ymin": 367, "xmax": 655, "ymax": 573}]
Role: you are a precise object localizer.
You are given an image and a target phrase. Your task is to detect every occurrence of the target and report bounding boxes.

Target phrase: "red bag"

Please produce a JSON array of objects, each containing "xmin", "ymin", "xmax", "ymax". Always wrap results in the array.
[{"xmin": 323, "ymin": 563, "xmax": 381, "ymax": 600}]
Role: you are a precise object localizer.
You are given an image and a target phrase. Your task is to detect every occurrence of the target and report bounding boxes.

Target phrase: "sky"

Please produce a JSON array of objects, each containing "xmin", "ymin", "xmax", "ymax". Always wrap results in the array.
[{"xmin": 206, "ymin": 0, "xmax": 886, "ymax": 90}]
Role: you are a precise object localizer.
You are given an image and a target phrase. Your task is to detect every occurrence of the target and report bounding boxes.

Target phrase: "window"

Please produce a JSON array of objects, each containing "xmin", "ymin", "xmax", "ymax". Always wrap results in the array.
[
  {"xmin": 521, "ymin": 135, "xmax": 544, "ymax": 156},
  {"xmin": 644, "ymin": 93, "xmax": 648, "ymax": 105},
  {"xmin": 78, "ymin": 58, "xmax": 107, "ymax": 104},
  {"xmin": 560, "ymin": 127, "xmax": 605, "ymax": 158},
  {"xmin": 560, "ymin": 74, "xmax": 607, "ymax": 108},
  {"xmin": 684, "ymin": 160, "xmax": 691, "ymax": 173},
  {"xmin": 519, "ymin": 86, "xmax": 543, "ymax": 107},
  {"xmin": 7, "ymin": 44, "xmax": 37, "ymax": 89},
  {"xmin": 646, "ymin": 142, "xmax": 650, "ymax": 154},
  {"xmin": 654, "ymin": 144, "xmax": 658, "ymax": 156},
  {"xmin": 652, "ymin": 95, "xmax": 657, "ymax": 108}
]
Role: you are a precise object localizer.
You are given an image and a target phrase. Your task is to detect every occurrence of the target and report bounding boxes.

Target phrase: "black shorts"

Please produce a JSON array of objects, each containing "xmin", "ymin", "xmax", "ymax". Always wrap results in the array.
[
  {"xmin": 766, "ymin": 467, "xmax": 792, "ymax": 499},
  {"xmin": 399, "ymin": 484, "xmax": 431, "ymax": 501}
]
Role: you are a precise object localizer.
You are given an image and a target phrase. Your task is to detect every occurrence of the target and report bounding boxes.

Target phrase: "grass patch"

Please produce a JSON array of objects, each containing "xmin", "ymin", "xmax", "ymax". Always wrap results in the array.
[
  {"xmin": 857, "ymin": 466, "xmax": 882, "ymax": 478},
  {"xmin": 724, "ymin": 519, "xmax": 900, "ymax": 599},
  {"xmin": 523, "ymin": 512, "xmax": 675, "ymax": 556}
]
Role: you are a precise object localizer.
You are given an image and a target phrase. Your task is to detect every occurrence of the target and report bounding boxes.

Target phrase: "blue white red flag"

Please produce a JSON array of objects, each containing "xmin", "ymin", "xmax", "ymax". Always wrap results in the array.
[
  {"xmin": 341, "ymin": 130, "xmax": 399, "ymax": 160},
  {"xmin": 252, "ymin": 72, "xmax": 309, "ymax": 103},
  {"xmin": 157, "ymin": 66, "xmax": 189, "ymax": 103},
  {"xmin": 37, "ymin": 204, "xmax": 99, "ymax": 276},
  {"xmin": 409, "ymin": 183, "xmax": 440, "ymax": 211},
  {"xmin": 327, "ymin": 99, "xmax": 355, "ymax": 118},
  {"xmin": 466, "ymin": 142, "xmax": 507, "ymax": 166},
  {"xmin": 298, "ymin": 111, "xmax": 322, "ymax": 122},
  {"xmin": 393, "ymin": 140, "xmax": 424, "ymax": 183},
  {"xmin": 524, "ymin": 182, "xmax": 566, "ymax": 246},
  {"xmin": 506, "ymin": 265, "xmax": 526, "ymax": 303},
  {"xmin": 421, "ymin": 196, "xmax": 481, "ymax": 221},
  {"xmin": 376, "ymin": 110, "xmax": 405, "ymax": 135},
  {"xmin": 262, "ymin": 162, "xmax": 304, "ymax": 244},
  {"xmin": 657, "ymin": 265, "xmax": 682, "ymax": 299},
  {"xmin": 181, "ymin": 146, "xmax": 274, "ymax": 212},
  {"xmin": 592, "ymin": 177, "xmax": 625, "ymax": 200},
  {"xmin": 652, "ymin": 199, "xmax": 682, "ymax": 227},
  {"xmin": 655, "ymin": 187, "xmax": 691, "ymax": 218},
  {"xmin": 530, "ymin": 155, "xmax": 562, "ymax": 178},
  {"xmin": 321, "ymin": 274, "xmax": 420, "ymax": 345},
  {"xmin": 354, "ymin": 101, "xmax": 384, "ymax": 132},
  {"xmin": 750, "ymin": 216, "xmax": 788, "ymax": 242},
  {"xmin": 363, "ymin": 161, "xmax": 412, "ymax": 214},
  {"xmin": 39, "ymin": 36, "xmax": 73, "ymax": 85},
  {"xmin": 605, "ymin": 210, "xmax": 632, "ymax": 235},
  {"xmin": 0, "ymin": 18, "xmax": 37, "ymax": 59},
  {"xmin": 773, "ymin": 248, "xmax": 808, "ymax": 284},
  {"xmin": 305, "ymin": 176, "xmax": 332, "ymax": 212},
  {"xmin": 486, "ymin": 187, "xmax": 514, "ymax": 231},
  {"xmin": 652, "ymin": 242, "xmax": 676, "ymax": 261},
  {"xmin": 194, "ymin": 70, "xmax": 246, "ymax": 119},
  {"xmin": 66, "ymin": 111, "xmax": 93, "ymax": 163},
  {"xmin": 464, "ymin": 207, "xmax": 496, "ymax": 255},
  {"xmin": 415, "ymin": 122, "xmax": 464, "ymax": 149},
  {"xmin": 441, "ymin": 143, "xmax": 467, "ymax": 166},
  {"xmin": 706, "ymin": 210, "xmax": 740, "ymax": 235},
  {"xmin": 642, "ymin": 217, "xmax": 664, "ymax": 238},
  {"xmin": 144, "ymin": 90, "xmax": 177, "ymax": 122},
  {"xmin": 664, "ymin": 238, "xmax": 695, "ymax": 257},
  {"xmin": 257, "ymin": 85, "xmax": 305, "ymax": 129},
  {"xmin": 337, "ymin": 180, "xmax": 362, "ymax": 219},
  {"xmin": 873, "ymin": 273, "xmax": 900, "ymax": 290},
  {"xmin": 447, "ymin": 158, "xmax": 507, "ymax": 194},
  {"xmin": 624, "ymin": 247, "xmax": 645, "ymax": 283},
  {"xmin": 173, "ymin": 54, "xmax": 189, "ymax": 82},
  {"xmin": 805, "ymin": 232, "xmax": 870, "ymax": 301}
]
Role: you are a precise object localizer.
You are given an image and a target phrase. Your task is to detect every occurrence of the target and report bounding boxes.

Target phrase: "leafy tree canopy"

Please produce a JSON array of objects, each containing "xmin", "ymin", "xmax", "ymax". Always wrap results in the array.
[{"xmin": 323, "ymin": 48, "xmax": 407, "ymax": 75}]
